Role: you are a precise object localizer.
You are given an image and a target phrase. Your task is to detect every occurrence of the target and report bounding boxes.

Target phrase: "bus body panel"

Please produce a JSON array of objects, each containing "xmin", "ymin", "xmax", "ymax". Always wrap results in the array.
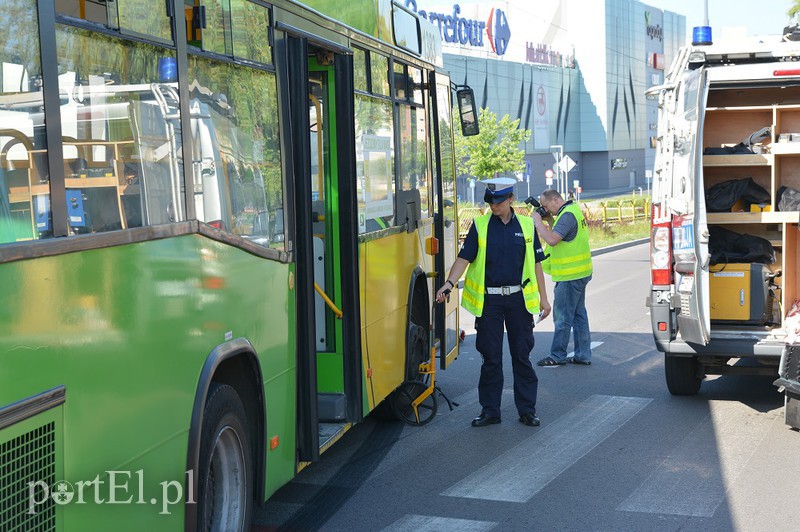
[
  {"xmin": 0, "ymin": 235, "xmax": 296, "ymax": 526},
  {"xmin": 359, "ymin": 224, "xmax": 433, "ymax": 410}
]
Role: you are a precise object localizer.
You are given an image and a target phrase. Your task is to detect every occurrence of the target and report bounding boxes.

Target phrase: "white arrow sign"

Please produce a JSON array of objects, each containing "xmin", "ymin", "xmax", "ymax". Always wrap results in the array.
[{"xmin": 558, "ymin": 155, "xmax": 576, "ymax": 173}]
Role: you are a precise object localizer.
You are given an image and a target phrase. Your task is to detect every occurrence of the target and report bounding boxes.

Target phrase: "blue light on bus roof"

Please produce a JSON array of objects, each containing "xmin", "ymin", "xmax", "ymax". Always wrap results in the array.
[{"xmin": 692, "ymin": 26, "xmax": 713, "ymax": 46}]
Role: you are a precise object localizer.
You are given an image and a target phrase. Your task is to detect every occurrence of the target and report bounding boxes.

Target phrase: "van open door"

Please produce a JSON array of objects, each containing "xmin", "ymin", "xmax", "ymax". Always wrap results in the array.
[{"xmin": 671, "ymin": 67, "xmax": 711, "ymax": 345}]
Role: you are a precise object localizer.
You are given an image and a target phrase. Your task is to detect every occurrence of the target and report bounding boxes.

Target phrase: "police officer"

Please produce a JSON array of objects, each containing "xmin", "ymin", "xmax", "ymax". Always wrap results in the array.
[
  {"xmin": 436, "ymin": 178, "xmax": 551, "ymax": 427},
  {"xmin": 533, "ymin": 188, "xmax": 593, "ymax": 366}
]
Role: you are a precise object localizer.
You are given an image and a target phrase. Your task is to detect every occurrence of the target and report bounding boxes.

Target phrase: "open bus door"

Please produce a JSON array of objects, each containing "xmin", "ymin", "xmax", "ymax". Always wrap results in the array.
[
  {"xmin": 429, "ymin": 72, "xmax": 459, "ymax": 368},
  {"xmin": 671, "ymin": 67, "xmax": 711, "ymax": 346},
  {"xmin": 284, "ymin": 33, "xmax": 362, "ymax": 463}
]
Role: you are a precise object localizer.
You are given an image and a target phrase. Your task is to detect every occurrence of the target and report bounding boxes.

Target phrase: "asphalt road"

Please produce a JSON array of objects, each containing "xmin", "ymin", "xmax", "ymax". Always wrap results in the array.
[{"xmin": 253, "ymin": 242, "xmax": 800, "ymax": 531}]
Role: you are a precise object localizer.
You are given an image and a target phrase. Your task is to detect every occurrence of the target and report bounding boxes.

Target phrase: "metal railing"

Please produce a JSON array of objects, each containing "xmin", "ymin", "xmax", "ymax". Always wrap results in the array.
[{"xmin": 457, "ymin": 197, "xmax": 651, "ymax": 240}]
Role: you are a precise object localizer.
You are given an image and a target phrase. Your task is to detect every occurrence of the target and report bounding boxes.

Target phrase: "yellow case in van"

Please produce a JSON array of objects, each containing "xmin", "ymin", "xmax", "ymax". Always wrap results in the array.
[{"xmin": 709, "ymin": 263, "xmax": 772, "ymax": 323}]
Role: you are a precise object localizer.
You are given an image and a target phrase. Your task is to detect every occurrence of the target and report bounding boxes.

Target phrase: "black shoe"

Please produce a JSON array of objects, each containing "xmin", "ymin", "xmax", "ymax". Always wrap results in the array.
[
  {"xmin": 471, "ymin": 413, "xmax": 501, "ymax": 427},
  {"xmin": 537, "ymin": 356, "xmax": 566, "ymax": 367},
  {"xmin": 518, "ymin": 413, "xmax": 540, "ymax": 427},
  {"xmin": 567, "ymin": 357, "xmax": 591, "ymax": 365}
]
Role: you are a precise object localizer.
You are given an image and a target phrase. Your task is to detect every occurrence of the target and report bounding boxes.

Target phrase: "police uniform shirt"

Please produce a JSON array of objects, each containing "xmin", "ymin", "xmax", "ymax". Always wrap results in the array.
[
  {"xmin": 459, "ymin": 209, "xmax": 547, "ymax": 287},
  {"xmin": 552, "ymin": 200, "xmax": 579, "ymax": 242}
]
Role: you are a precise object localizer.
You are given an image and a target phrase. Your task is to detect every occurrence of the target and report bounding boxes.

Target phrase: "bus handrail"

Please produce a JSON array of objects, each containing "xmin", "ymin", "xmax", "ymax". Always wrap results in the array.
[{"xmin": 314, "ymin": 282, "xmax": 343, "ymax": 319}]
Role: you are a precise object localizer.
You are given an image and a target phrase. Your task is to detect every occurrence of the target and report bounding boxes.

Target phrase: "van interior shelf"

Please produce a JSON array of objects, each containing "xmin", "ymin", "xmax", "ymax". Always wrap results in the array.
[
  {"xmin": 706, "ymin": 211, "xmax": 800, "ymax": 224},
  {"xmin": 703, "ymin": 154, "xmax": 771, "ymax": 166}
]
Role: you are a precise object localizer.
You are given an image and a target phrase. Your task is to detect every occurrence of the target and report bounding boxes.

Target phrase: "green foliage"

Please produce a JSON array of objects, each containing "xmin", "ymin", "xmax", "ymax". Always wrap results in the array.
[
  {"xmin": 790, "ymin": 0, "xmax": 800, "ymax": 21},
  {"xmin": 454, "ymin": 108, "xmax": 531, "ymax": 180}
]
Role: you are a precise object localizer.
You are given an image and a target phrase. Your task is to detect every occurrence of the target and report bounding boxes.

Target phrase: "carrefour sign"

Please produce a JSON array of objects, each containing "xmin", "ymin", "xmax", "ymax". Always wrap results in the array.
[{"xmin": 404, "ymin": 1, "xmax": 511, "ymax": 56}]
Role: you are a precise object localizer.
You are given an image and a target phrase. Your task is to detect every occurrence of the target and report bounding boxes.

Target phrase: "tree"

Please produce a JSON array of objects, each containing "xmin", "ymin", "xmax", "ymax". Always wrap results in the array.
[
  {"xmin": 454, "ymin": 108, "xmax": 531, "ymax": 180},
  {"xmin": 791, "ymin": 1, "xmax": 800, "ymax": 22}
]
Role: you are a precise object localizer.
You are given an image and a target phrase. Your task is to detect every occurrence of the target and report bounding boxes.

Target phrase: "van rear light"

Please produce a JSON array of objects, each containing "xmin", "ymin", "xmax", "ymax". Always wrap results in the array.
[
  {"xmin": 774, "ymin": 69, "xmax": 800, "ymax": 76},
  {"xmin": 651, "ymin": 208, "xmax": 672, "ymax": 286}
]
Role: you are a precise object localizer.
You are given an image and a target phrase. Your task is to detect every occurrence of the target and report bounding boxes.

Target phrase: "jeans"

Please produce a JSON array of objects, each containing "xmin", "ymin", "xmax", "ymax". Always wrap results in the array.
[{"xmin": 550, "ymin": 275, "xmax": 592, "ymax": 362}]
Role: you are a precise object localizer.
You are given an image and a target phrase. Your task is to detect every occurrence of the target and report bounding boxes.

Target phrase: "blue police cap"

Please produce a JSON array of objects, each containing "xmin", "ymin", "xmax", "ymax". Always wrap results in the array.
[{"xmin": 483, "ymin": 177, "xmax": 516, "ymax": 204}]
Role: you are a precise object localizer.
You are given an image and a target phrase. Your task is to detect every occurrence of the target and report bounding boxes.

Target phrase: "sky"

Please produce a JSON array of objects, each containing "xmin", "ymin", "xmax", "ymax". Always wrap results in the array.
[
  {"xmin": 416, "ymin": 0, "xmax": 797, "ymax": 38},
  {"xmin": 650, "ymin": 0, "xmax": 795, "ymax": 37}
]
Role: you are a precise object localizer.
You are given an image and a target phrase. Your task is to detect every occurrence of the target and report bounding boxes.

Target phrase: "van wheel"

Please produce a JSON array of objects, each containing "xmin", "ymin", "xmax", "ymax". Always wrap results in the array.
[
  {"xmin": 665, "ymin": 355, "xmax": 702, "ymax": 395},
  {"xmin": 198, "ymin": 383, "xmax": 253, "ymax": 531}
]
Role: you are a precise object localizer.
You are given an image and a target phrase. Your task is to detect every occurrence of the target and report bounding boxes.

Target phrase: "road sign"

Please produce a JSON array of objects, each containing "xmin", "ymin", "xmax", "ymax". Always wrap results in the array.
[
  {"xmin": 558, "ymin": 155, "xmax": 576, "ymax": 173},
  {"xmin": 545, "ymin": 177, "xmax": 553, "ymax": 186},
  {"xmin": 545, "ymin": 169, "xmax": 554, "ymax": 179},
  {"xmin": 573, "ymin": 179, "xmax": 580, "ymax": 188}
]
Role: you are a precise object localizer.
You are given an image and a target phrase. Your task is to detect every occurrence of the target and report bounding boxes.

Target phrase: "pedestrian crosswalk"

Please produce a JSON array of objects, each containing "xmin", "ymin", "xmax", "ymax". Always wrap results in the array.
[
  {"xmin": 440, "ymin": 395, "xmax": 651, "ymax": 503},
  {"xmin": 381, "ymin": 514, "xmax": 496, "ymax": 532},
  {"xmin": 258, "ymin": 390, "xmax": 784, "ymax": 530}
]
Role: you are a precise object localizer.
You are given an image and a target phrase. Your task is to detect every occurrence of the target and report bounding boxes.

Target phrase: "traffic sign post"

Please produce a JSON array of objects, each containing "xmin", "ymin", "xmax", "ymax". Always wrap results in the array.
[{"xmin": 550, "ymin": 145, "xmax": 563, "ymax": 193}]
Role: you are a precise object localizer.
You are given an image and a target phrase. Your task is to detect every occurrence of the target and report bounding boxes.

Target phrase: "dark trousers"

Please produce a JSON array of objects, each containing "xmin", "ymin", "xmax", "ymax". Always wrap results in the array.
[{"xmin": 474, "ymin": 292, "xmax": 538, "ymax": 418}]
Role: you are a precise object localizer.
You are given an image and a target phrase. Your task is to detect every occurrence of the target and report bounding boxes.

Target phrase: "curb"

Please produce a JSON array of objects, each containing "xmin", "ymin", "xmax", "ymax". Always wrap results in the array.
[{"xmin": 591, "ymin": 237, "xmax": 649, "ymax": 256}]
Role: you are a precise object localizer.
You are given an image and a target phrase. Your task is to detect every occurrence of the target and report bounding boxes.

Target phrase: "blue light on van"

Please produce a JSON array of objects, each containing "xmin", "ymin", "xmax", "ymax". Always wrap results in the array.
[
  {"xmin": 692, "ymin": 26, "xmax": 712, "ymax": 46},
  {"xmin": 158, "ymin": 57, "xmax": 177, "ymax": 82}
]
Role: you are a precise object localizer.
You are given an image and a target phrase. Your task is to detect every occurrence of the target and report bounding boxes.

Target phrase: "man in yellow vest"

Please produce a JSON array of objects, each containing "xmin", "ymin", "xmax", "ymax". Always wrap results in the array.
[
  {"xmin": 435, "ymin": 178, "xmax": 551, "ymax": 427},
  {"xmin": 533, "ymin": 189, "xmax": 593, "ymax": 366}
]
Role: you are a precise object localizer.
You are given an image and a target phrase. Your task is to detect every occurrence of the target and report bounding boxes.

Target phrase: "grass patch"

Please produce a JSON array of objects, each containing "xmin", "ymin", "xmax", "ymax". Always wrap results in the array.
[{"xmin": 588, "ymin": 219, "xmax": 650, "ymax": 250}]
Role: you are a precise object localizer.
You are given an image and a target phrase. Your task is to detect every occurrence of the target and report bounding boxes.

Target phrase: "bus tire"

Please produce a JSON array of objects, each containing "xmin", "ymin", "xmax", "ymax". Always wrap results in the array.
[
  {"xmin": 198, "ymin": 383, "xmax": 254, "ymax": 531},
  {"xmin": 665, "ymin": 355, "xmax": 702, "ymax": 396}
]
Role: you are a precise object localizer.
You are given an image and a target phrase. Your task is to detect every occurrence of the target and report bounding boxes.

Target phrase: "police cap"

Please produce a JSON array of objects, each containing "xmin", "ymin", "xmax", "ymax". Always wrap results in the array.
[{"xmin": 483, "ymin": 177, "xmax": 516, "ymax": 204}]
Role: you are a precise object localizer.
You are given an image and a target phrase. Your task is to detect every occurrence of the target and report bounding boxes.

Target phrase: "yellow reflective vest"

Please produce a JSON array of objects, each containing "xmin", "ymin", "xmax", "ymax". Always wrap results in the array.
[
  {"xmin": 461, "ymin": 213, "xmax": 540, "ymax": 317},
  {"xmin": 547, "ymin": 202, "xmax": 592, "ymax": 282}
]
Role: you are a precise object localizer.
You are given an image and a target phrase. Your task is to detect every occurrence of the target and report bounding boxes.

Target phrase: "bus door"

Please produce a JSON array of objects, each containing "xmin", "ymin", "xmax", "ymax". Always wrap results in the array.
[
  {"xmin": 287, "ymin": 35, "xmax": 361, "ymax": 462},
  {"xmin": 429, "ymin": 72, "xmax": 459, "ymax": 368}
]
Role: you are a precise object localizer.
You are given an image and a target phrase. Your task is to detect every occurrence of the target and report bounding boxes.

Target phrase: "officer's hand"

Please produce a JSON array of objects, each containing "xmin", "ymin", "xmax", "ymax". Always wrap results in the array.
[
  {"xmin": 539, "ymin": 300, "xmax": 552, "ymax": 320},
  {"xmin": 532, "ymin": 211, "xmax": 542, "ymax": 225},
  {"xmin": 435, "ymin": 285, "xmax": 451, "ymax": 304}
]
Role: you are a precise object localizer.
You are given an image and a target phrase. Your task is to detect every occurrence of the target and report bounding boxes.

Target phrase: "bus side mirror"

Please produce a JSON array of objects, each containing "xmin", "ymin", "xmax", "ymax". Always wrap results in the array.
[{"xmin": 456, "ymin": 87, "xmax": 479, "ymax": 136}]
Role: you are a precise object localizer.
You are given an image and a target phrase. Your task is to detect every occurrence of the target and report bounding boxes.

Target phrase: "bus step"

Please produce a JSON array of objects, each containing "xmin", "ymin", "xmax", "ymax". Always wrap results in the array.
[{"xmin": 318, "ymin": 392, "xmax": 346, "ymax": 421}]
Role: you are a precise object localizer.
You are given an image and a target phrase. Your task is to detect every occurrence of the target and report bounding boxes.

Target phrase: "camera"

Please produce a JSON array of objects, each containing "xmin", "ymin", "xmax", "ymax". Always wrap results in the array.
[{"xmin": 524, "ymin": 196, "xmax": 550, "ymax": 218}]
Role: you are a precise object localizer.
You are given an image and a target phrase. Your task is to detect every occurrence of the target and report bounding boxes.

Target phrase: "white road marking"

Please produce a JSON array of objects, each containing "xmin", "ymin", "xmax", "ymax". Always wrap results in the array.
[
  {"xmin": 617, "ymin": 400, "xmax": 780, "ymax": 517},
  {"xmin": 441, "ymin": 395, "xmax": 651, "ymax": 502},
  {"xmin": 381, "ymin": 514, "xmax": 496, "ymax": 532},
  {"xmin": 566, "ymin": 341, "xmax": 604, "ymax": 359}
]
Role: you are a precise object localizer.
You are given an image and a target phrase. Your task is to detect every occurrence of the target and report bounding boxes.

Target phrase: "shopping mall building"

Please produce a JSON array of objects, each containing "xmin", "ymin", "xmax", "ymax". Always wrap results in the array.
[{"xmin": 404, "ymin": 0, "xmax": 686, "ymax": 200}]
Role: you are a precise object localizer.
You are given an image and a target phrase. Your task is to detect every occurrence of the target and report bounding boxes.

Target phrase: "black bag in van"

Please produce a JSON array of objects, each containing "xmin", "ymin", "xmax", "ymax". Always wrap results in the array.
[
  {"xmin": 703, "ymin": 126, "xmax": 771, "ymax": 155},
  {"xmin": 709, "ymin": 226, "xmax": 775, "ymax": 265},
  {"xmin": 705, "ymin": 177, "xmax": 770, "ymax": 212}
]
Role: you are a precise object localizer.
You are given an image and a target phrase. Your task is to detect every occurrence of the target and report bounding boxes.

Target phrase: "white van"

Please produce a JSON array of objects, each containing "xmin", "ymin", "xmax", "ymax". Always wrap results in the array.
[{"xmin": 647, "ymin": 27, "xmax": 800, "ymax": 426}]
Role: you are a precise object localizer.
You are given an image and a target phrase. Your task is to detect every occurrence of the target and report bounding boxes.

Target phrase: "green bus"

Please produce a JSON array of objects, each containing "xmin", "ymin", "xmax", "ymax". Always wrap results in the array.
[{"xmin": 0, "ymin": 0, "xmax": 474, "ymax": 529}]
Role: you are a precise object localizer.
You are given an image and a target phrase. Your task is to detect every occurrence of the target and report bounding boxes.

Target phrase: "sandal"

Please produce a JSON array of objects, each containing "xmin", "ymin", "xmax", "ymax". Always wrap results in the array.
[
  {"xmin": 568, "ymin": 357, "xmax": 591, "ymax": 365},
  {"xmin": 536, "ymin": 356, "xmax": 565, "ymax": 367}
]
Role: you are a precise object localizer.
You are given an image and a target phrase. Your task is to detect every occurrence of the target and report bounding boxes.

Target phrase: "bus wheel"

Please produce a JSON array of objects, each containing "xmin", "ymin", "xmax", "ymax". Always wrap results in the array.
[
  {"xmin": 665, "ymin": 355, "xmax": 702, "ymax": 396},
  {"xmin": 198, "ymin": 383, "xmax": 254, "ymax": 531},
  {"xmin": 391, "ymin": 380, "xmax": 438, "ymax": 426}
]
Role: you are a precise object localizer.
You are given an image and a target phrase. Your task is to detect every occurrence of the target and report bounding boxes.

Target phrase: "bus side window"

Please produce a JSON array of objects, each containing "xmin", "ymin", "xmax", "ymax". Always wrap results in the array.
[
  {"xmin": 56, "ymin": 28, "xmax": 185, "ymax": 234},
  {"xmin": 187, "ymin": 56, "xmax": 284, "ymax": 249}
]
